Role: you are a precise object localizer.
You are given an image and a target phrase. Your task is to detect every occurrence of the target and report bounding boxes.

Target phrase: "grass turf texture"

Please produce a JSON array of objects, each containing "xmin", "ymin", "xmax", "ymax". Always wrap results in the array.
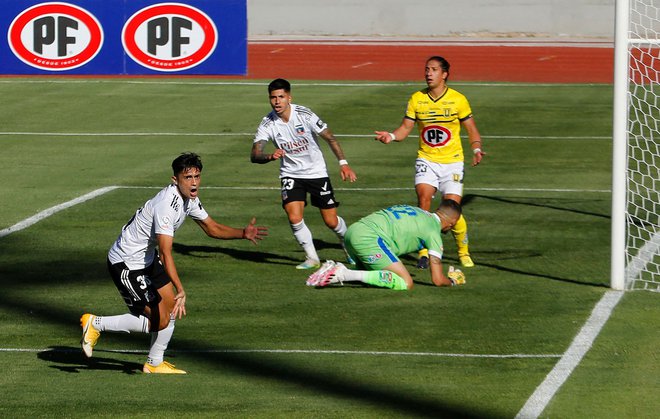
[{"xmin": 0, "ymin": 79, "xmax": 657, "ymax": 418}]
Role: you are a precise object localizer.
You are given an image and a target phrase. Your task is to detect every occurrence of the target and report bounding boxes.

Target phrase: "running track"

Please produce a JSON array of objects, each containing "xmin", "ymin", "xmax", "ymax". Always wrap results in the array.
[{"xmin": 245, "ymin": 40, "xmax": 614, "ymax": 83}]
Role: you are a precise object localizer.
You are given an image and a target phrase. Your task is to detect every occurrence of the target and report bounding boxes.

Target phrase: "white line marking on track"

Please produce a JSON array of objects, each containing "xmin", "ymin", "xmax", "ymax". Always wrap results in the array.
[
  {"xmin": 515, "ymin": 290, "xmax": 624, "ymax": 419},
  {"xmin": 351, "ymin": 61, "xmax": 373, "ymax": 69}
]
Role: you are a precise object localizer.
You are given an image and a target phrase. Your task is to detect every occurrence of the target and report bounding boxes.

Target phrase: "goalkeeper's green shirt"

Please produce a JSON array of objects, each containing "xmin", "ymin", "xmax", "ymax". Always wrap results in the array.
[{"xmin": 357, "ymin": 204, "xmax": 445, "ymax": 259}]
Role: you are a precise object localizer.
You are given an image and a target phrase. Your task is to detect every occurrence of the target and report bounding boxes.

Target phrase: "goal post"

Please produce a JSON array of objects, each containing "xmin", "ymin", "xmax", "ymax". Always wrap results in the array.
[{"xmin": 611, "ymin": 0, "xmax": 660, "ymax": 292}]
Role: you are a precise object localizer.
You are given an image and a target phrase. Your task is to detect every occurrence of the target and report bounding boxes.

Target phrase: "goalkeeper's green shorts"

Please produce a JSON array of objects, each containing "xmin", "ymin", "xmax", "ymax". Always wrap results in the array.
[{"xmin": 344, "ymin": 222, "xmax": 399, "ymax": 271}]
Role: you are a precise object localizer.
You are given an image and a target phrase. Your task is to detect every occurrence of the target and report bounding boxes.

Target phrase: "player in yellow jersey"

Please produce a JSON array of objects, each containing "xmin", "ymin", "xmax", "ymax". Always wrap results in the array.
[{"xmin": 375, "ymin": 56, "xmax": 485, "ymax": 268}]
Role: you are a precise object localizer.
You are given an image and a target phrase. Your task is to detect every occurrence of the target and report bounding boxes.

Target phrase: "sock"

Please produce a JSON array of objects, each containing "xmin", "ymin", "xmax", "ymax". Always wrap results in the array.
[
  {"xmin": 332, "ymin": 216, "xmax": 347, "ymax": 238},
  {"xmin": 452, "ymin": 214, "xmax": 470, "ymax": 257},
  {"xmin": 343, "ymin": 269, "xmax": 408, "ymax": 290},
  {"xmin": 146, "ymin": 316, "xmax": 175, "ymax": 366},
  {"xmin": 94, "ymin": 314, "xmax": 150, "ymax": 333},
  {"xmin": 290, "ymin": 220, "xmax": 319, "ymax": 261}
]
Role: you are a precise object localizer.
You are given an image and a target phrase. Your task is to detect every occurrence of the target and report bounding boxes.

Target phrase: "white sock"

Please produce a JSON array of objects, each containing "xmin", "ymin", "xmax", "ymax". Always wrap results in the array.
[
  {"xmin": 341, "ymin": 268, "xmax": 366, "ymax": 283},
  {"xmin": 146, "ymin": 317, "xmax": 175, "ymax": 366},
  {"xmin": 290, "ymin": 220, "xmax": 319, "ymax": 261},
  {"xmin": 94, "ymin": 314, "xmax": 150, "ymax": 333},
  {"xmin": 332, "ymin": 216, "xmax": 347, "ymax": 238}
]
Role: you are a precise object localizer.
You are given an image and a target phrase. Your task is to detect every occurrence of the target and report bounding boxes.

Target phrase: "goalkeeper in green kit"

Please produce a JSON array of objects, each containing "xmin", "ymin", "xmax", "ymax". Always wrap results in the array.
[{"xmin": 306, "ymin": 200, "xmax": 466, "ymax": 290}]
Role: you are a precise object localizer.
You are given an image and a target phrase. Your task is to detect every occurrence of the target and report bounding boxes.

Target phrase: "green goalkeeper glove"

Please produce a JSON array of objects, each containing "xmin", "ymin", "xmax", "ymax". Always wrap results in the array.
[{"xmin": 447, "ymin": 266, "xmax": 466, "ymax": 286}]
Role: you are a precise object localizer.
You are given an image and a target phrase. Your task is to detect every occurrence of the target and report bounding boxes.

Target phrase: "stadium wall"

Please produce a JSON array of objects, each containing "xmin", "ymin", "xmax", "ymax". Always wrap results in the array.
[{"xmin": 247, "ymin": 0, "xmax": 615, "ymax": 40}]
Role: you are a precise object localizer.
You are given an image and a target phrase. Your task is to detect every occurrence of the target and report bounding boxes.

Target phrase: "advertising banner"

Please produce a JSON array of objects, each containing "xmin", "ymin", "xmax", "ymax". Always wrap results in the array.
[{"xmin": 1, "ymin": 0, "xmax": 246, "ymax": 75}]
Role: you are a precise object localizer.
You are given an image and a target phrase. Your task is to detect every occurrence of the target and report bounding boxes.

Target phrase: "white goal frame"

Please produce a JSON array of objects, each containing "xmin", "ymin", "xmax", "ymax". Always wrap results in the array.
[{"xmin": 611, "ymin": 0, "xmax": 660, "ymax": 291}]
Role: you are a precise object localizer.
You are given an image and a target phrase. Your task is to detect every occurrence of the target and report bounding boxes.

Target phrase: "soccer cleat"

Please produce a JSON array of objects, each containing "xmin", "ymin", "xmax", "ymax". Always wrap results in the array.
[
  {"xmin": 416, "ymin": 256, "xmax": 429, "ymax": 269},
  {"xmin": 459, "ymin": 255, "xmax": 475, "ymax": 268},
  {"xmin": 80, "ymin": 313, "xmax": 100, "ymax": 358},
  {"xmin": 143, "ymin": 361, "xmax": 187, "ymax": 374},
  {"xmin": 307, "ymin": 261, "xmax": 346, "ymax": 287},
  {"xmin": 447, "ymin": 266, "xmax": 466, "ymax": 286},
  {"xmin": 306, "ymin": 260, "xmax": 336, "ymax": 286},
  {"xmin": 296, "ymin": 258, "xmax": 321, "ymax": 270}
]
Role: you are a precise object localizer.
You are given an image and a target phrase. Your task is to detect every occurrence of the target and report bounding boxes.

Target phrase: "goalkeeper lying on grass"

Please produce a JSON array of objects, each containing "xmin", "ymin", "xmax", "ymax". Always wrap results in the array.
[{"xmin": 306, "ymin": 200, "xmax": 465, "ymax": 290}]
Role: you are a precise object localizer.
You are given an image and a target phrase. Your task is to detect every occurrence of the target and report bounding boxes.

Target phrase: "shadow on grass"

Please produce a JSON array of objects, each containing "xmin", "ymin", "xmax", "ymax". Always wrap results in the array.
[
  {"xmin": 33, "ymin": 340, "xmax": 496, "ymax": 418},
  {"xmin": 38, "ymin": 346, "xmax": 142, "ymax": 375},
  {"xmin": 172, "ymin": 242, "xmax": 300, "ymax": 266}
]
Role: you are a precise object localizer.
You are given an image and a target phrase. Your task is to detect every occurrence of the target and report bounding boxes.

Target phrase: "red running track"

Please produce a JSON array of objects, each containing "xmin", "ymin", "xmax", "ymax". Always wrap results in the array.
[{"xmin": 246, "ymin": 42, "xmax": 614, "ymax": 83}]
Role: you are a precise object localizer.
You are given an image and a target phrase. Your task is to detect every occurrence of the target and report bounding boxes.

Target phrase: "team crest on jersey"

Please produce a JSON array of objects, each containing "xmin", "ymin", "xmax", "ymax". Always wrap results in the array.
[
  {"xmin": 365, "ymin": 253, "xmax": 383, "ymax": 264},
  {"xmin": 295, "ymin": 125, "xmax": 305, "ymax": 135},
  {"xmin": 421, "ymin": 125, "xmax": 451, "ymax": 147}
]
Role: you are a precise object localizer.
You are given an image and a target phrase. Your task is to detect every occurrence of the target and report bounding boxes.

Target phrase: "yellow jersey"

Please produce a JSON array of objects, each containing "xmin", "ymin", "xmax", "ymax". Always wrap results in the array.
[{"xmin": 405, "ymin": 87, "xmax": 473, "ymax": 164}]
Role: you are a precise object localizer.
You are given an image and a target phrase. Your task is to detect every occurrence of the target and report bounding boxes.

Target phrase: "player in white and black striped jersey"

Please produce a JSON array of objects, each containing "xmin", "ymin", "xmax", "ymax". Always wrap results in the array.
[
  {"xmin": 80, "ymin": 153, "xmax": 268, "ymax": 374},
  {"xmin": 251, "ymin": 78, "xmax": 357, "ymax": 269}
]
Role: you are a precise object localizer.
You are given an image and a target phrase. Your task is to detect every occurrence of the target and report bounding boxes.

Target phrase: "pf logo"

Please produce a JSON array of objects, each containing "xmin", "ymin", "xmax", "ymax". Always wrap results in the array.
[
  {"xmin": 421, "ymin": 125, "xmax": 452, "ymax": 147},
  {"xmin": 7, "ymin": 2, "xmax": 103, "ymax": 71},
  {"xmin": 122, "ymin": 3, "xmax": 218, "ymax": 72}
]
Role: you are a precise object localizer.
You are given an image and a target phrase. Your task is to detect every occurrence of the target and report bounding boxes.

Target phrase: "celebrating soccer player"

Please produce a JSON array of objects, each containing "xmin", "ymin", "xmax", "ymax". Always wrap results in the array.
[{"xmin": 80, "ymin": 152, "xmax": 268, "ymax": 374}]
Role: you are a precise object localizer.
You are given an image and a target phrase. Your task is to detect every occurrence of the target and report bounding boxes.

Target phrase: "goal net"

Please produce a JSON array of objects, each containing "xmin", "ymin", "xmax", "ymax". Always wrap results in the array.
[{"xmin": 612, "ymin": 0, "xmax": 660, "ymax": 291}]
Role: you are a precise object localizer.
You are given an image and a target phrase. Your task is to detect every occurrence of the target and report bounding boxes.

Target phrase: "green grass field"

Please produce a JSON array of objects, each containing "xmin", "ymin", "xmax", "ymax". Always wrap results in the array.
[{"xmin": 0, "ymin": 79, "xmax": 658, "ymax": 418}]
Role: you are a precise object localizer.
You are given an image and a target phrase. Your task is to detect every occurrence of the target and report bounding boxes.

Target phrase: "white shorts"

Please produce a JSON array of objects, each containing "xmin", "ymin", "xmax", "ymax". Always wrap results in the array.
[{"xmin": 414, "ymin": 158, "xmax": 464, "ymax": 196}]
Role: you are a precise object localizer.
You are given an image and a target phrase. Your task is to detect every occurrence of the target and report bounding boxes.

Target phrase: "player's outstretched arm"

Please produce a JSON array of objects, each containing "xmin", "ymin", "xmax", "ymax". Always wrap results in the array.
[
  {"xmin": 195, "ymin": 216, "xmax": 268, "ymax": 244},
  {"xmin": 374, "ymin": 118, "xmax": 415, "ymax": 144}
]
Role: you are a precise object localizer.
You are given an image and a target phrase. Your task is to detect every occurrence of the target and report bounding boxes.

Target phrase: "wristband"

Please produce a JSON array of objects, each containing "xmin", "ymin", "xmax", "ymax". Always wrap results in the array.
[
  {"xmin": 388, "ymin": 132, "xmax": 396, "ymax": 142},
  {"xmin": 473, "ymin": 148, "xmax": 482, "ymax": 155},
  {"xmin": 241, "ymin": 228, "xmax": 247, "ymax": 239},
  {"xmin": 338, "ymin": 159, "xmax": 348, "ymax": 166}
]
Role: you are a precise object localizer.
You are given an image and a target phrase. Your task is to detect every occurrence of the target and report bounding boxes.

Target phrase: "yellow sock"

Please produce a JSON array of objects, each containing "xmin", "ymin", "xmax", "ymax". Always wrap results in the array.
[
  {"xmin": 452, "ymin": 214, "xmax": 469, "ymax": 257},
  {"xmin": 418, "ymin": 248, "xmax": 429, "ymax": 259}
]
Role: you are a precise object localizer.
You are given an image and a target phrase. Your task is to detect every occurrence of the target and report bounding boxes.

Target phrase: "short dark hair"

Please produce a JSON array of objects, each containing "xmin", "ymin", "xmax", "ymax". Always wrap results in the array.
[
  {"xmin": 437, "ymin": 199, "xmax": 462, "ymax": 219},
  {"xmin": 268, "ymin": 78, "xmax": 291, "ymax": 94},
  {"xmin": 172, "ymin": 152, "xmax": 203, "ymax": 176}
]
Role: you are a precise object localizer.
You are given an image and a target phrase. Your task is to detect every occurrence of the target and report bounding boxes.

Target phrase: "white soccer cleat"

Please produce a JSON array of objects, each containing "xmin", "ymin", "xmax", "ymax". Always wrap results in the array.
[
  {"xmin": 306, "ymin": 261, "xmax": 346, "ymax": 287},
  {"xmin": 306, "ymin": 260, "xmax": 336, "ymax": 286}
]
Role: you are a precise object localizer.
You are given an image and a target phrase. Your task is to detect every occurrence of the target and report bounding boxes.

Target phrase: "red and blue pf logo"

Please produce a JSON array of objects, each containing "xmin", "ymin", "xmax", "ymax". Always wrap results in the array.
[
  {"xmin": 122, "ymin": 3, "xmax": 217, "ymax": 72},
  {"xmin": 8, "ymin": 2, "xmax": 103, "ymax": 71}
]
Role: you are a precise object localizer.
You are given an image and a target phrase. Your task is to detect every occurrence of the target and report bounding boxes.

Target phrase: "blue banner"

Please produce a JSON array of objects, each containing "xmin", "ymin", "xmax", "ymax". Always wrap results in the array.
[{"xmin": 1, "ymin": 0, "xmax": 246, "ymax": 75}]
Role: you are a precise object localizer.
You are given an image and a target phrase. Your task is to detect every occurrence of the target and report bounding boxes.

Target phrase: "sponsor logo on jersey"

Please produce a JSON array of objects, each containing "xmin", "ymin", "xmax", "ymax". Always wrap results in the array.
[
  {"xmin": 421, "ymin": 125, "xmax": 451, "ymax": 147},
  {"xmin": 365, "ymin": 253, "xmax": 383, "ymax": 264},
  {"xmin": 8, "ymin": 2, "xmax": 103, "ymax": 71},
  {"xmin": 122, "ymin": 3, "xmax": 217, "ymax": 72}
]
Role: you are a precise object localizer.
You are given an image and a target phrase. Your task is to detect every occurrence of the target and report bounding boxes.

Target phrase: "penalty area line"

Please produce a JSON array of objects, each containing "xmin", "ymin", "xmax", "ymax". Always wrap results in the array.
[{"xmin": 515, "ymin": 290, "xmax": 624, "ymax": 419}]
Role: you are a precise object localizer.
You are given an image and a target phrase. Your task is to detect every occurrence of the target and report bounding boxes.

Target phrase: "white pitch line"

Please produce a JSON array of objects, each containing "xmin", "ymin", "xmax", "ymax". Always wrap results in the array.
[
  {"xmin": 0, "ymin": 131, "xmax": 611, "ymax": 141},
  {"xmin": 0, "ymin": 185, "xmax": 609, "ymax": 240},
  {"xmin": 0, "ymin": 186, "xmax": 119, "ymax": 238},
  {"xmin": 0, "ymin": 347, "xmax": 561, "ymax": 358},
  {"xmin": 0, "ymin": 79, "xmax": 604, "ymax": 88},
  {"xmin": 515, "ymin": 290, "xmax": 624, "ymax": 419}
]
